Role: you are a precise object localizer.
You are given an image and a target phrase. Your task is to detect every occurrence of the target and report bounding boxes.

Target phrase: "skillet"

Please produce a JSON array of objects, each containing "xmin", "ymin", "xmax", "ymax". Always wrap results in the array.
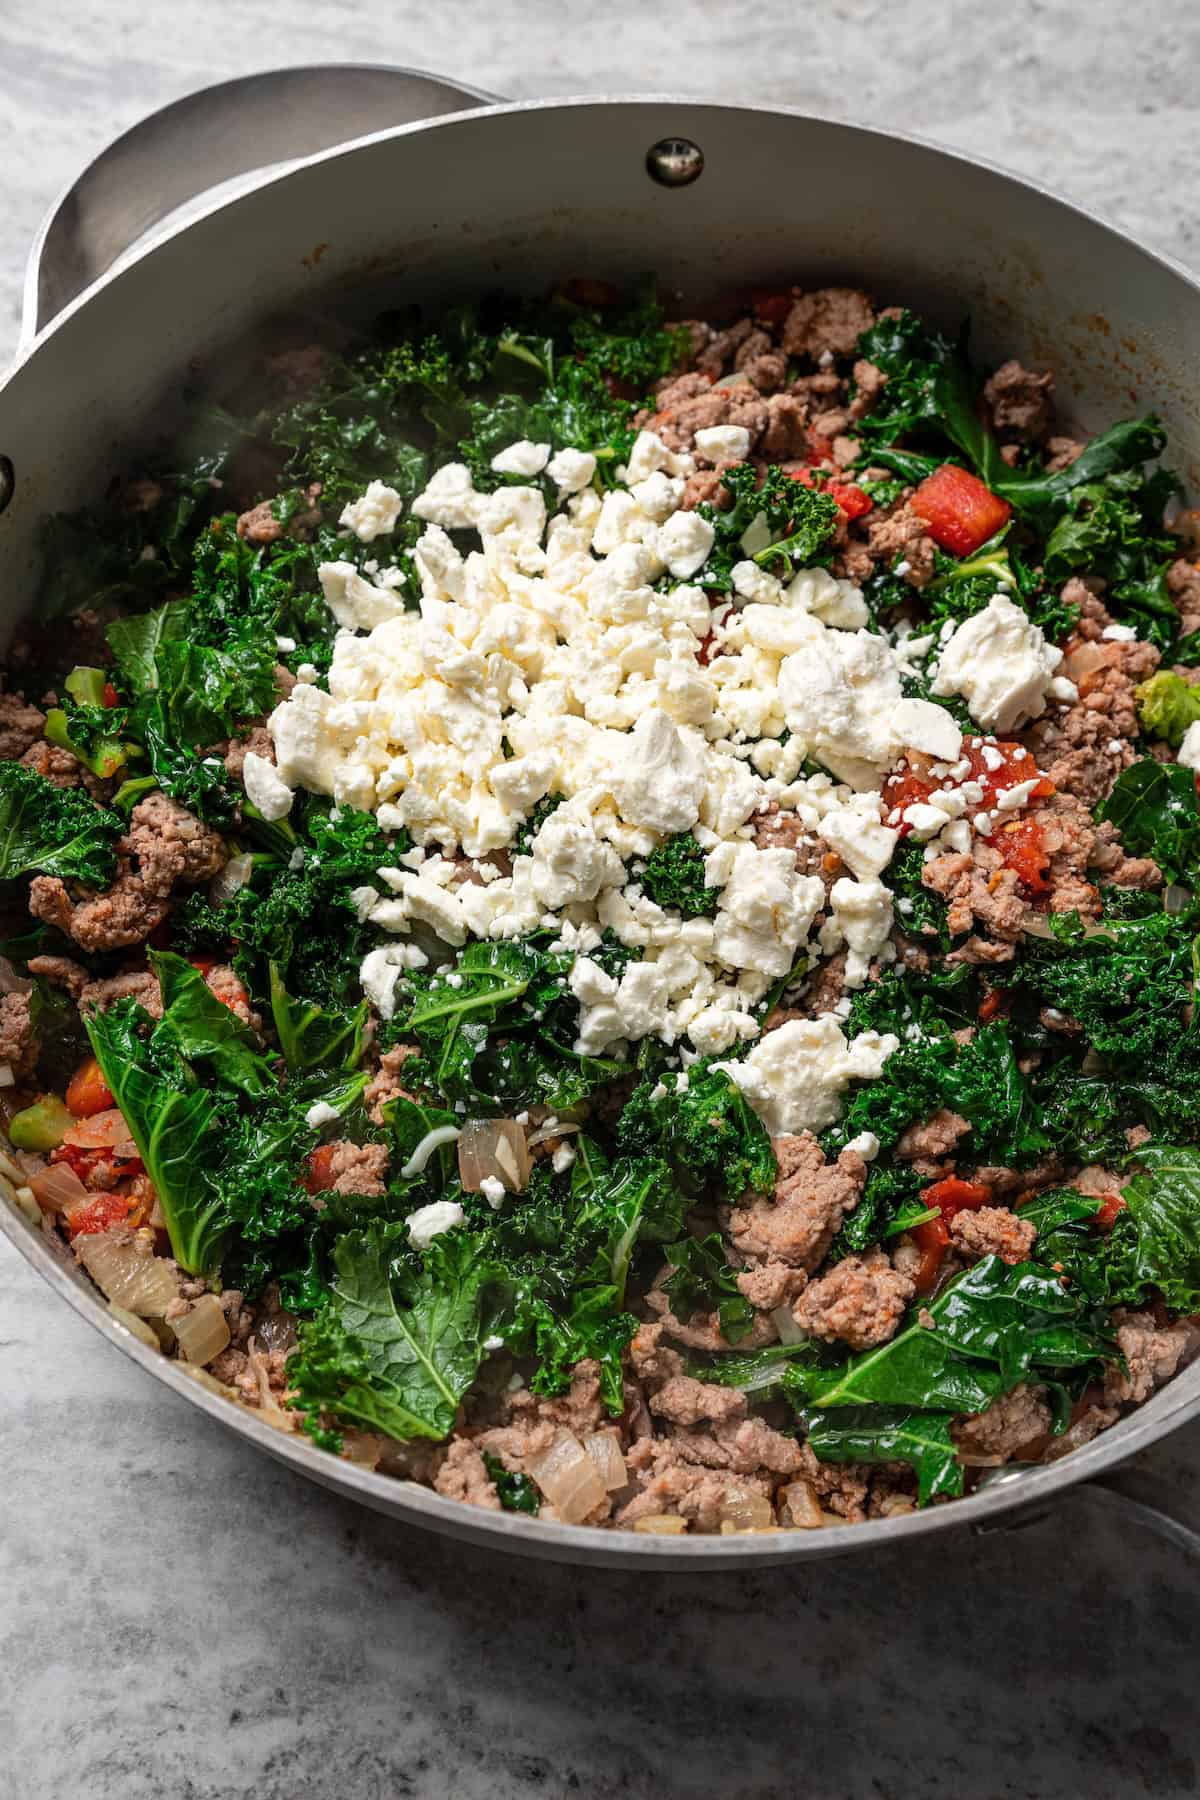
[{"xmin": 3, "ymin": 64, "xmax": 1200, "ymax": 1566}]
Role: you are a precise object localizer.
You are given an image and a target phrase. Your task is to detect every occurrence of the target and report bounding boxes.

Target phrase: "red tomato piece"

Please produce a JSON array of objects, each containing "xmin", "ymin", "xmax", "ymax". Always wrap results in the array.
[
  {"xmin": 102, "ymin": 680, "xmax": 119, "ymax": 708},
  {"xmin": 302, "ymin": 1144, "xmax": 338, "ymax": 1195},
  {"xmin": 911, "ymin": 464, "xmax": 1012, "ymax": 556},
  {"xmin": 65, "ymin": 1191, "xmax": 135, "ymax": 1239},
  {"xmin": 695, "ymin": 630, "xmax": 720, "ymax": 667},
  {"xmin": 977, "ymin": 988, "xmax": 1003, "ymax": 1023},
  {"xmin": 995, "ymin": 816, "xmax": 1051, "ymax": 895},
  {"xmin": 65, "ymin": 1056, "xmax": 116, "ymax": 1119},
  {"xmin": 910, "ymin": 1214, "xmax": 950, "ymax": 1294},
  {"xmin": 827, "ymin": 481, "xmax": 873, "ymax": 521},
  {"xmin": 1094, "ymin": 1193, "xmax": 1127, "ymax": 1230},
  {"xmin": 922, "ymin": 1176, "xmax": 992, "ymax": 1222},
  {"xmin": 883, "ymin": 740, "xmax": 1053, "ymax": 837}
]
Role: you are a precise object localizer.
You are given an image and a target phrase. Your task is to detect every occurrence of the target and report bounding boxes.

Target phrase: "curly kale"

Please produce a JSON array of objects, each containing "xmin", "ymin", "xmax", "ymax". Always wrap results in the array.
[
  {"xmin": 638, "ymin": 832, "xmax": 719, "ymax": 917},
  {"xmin": 700, "ymin": 462, "xmax": 839, "ymax": 591},
  {"xmin": 0, "ymin": 763, "xmax": 124, "ymax": 887},
  {"xmin": 617, "ymin": 1063, "xmax": 776, "ymax": 1201},
  {"xmin": 1095, "ymin": 760, "xmax": 1200, "ymax": 886},
  {"xmin": 513, "ymin": 792, "xmax": 563, "ymax": 857}
]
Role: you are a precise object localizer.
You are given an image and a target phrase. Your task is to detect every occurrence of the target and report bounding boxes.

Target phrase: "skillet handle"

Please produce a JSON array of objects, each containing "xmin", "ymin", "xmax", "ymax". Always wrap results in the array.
[{"xmin": 20, "ymin": 63, "xmax": 499, "ymax": 354}]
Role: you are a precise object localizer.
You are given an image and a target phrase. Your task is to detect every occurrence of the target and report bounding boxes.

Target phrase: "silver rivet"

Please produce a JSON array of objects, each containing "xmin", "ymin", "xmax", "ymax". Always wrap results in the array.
[
  {"xmin": 646, "ymin": 137, "xmax": 704, "ymax": 188},
  {"xmin": 0, "ymin": 457, "xmax": 12, "ymax": 518}
]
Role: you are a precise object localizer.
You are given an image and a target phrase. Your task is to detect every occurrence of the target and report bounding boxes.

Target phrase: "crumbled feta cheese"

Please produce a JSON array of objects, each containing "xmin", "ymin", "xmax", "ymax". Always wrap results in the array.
[
  {"xmin": 933, "ymin": 595, "xmax": 1064, "ymax": 731},
  {"xmin": 318, "ymin": 561, "xmax": 408, "ymax": 631},
  {"xmin": 995, "ymin": 777, "xmax": 1043, "ymax": 812},
  {"xmin": 479, "ymin": 1174, "xmax": 506, "ymax": 1209},
  {"xmin": 718, "ymin": 1016, "xmax": 898, "ymax": 1135},
  {"xmin": 491, "ymin": 439, "xmax": 551, "ymax": 477},
  {"xmin": 1101, "ymin": 623, "xmax": 1137, "ymax": 641},
  {"xmin": 1179, "ymin": 722, "xmax": 1200, "ymax": 771},
  {"xmin": 407, "ymin": 1199, "xmax": 466, "ymax": 1249},
  {"xmin": 546, "ymin": 447, "xmax": 597, "ymax": 492},
  {"xmin": 241, "ymin": 751, "xmax": 294, "ymax": 822},
  {"xmin": 551, "ymin": 1142, "xmax": 576, "ymax": 1173},
  {"xmin": 305, "ymin": 1100, "xmax": 341, "ymax": 1129},
  {"xmin": 844, "ymin": 1130, "xmax": 881, "ymax": 1161},
  {"xmin": 339, "ymin": 480, "xmax": 404, "ymax": 542},
  {"xmin": 694, "ymin": 424, "xmax": 751, "ymax": 464},
  {"xmin": 654, "ymin": 509, "xmax": 715, "ymax": 579}
]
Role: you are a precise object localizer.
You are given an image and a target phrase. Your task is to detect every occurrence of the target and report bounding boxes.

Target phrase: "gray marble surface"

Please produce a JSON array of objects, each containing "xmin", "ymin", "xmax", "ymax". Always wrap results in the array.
[{"xmin": 3, "ymin": 3, "xmax": 1200, "ymax": 1794}]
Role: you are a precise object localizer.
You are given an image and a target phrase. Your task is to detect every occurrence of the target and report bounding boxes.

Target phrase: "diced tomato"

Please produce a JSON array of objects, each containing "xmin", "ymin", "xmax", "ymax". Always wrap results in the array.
[
  {"xmin": 64, "ymin": 1191, "xmax": 135, "ymax": 1239},
  {"xmin": 750, "ymin": 289, "xmax": 793, "ymax": 326},
  {"xmin": 911, "ymin": 464, "xmax": 1012, "ymax": 557},
  {"xmin": 910, "ymin": 1214, "xmax": 950, "ymax": 1294},
  {"xmin": 1094, "ymin": 1192, "xmax": 1127, "ymax": 1230},
  {"xmin": 302, "ymin": 1144, "xmax": 339, "ymax": 1195},
  {"xmin": 785, "ymin": 466, "xmax": 873, "ymax": 521},
  {"xmin": 995, "ymin": 816, "xmax": 1051, "ymax": 896},
  {"xmin": 695, "ymin": 630, "xmax": 720, "ymax": 667},
  {"xmin": 922, "ymin": 1176, "xmax": 992, "ymax": 1223},
  {"xmin": 883, "ymin": 740, "xmax": 1053, "ymax": 836},
  {"xmin": 54, "ymin": 1141, "xmax": 143, "ymax": 1184},
  {"xmin": 65, "ymin": 1056, "xmax": 116, "ymax": 1119},
  {"xmin": 102, "ymin": 680, "xmax": 119, "ymax": 708},
  {"xmin": 188, "ymin": 954, "xmax": 217, "ymax": 977},
  {"xmin": 978, "ymin": 988, "xmax": 1003, "ymax": 1023}
]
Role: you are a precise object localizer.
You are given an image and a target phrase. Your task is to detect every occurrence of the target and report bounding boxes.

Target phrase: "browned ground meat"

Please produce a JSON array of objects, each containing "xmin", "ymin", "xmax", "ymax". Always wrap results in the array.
[
  {"xmin": 1103, "ymin": 1311, "xmax": 1195, "ymax": 1405},
  {"xmin": 727, "ymin": 1133, "xmax": 865, "ymax": 1271},
  {"xmin": 78, "ymin": 969, "xmax": 164, "ymax": 1018},
  {"xmin": 982, "ymin": 360, "xmax": 1055, "ymax": 443},
  {"xmin": 126, "ymin": 792, "xmax": 228, "ymax": 894},
  {"xmin": 648, "ymin": 1375, "xmax": 748, "ymax": 1427},
  {"xmin": 781, "ymin": 288, "xmax": 875, "ymax": 359},
  {"xmin": 223, "ymin": 724, "xmax": 275, "ymax": 779},
  {"xmin": 1025, "ymin": 638, "xmax": 1160, "ymax": 807},
  {"xmin": 29, "ymin": 863, "xmax": 171, "ymax": 953},
  {"xmin": 865, "ymin": 501, "xmax": 936, "ymax": 586},
  {"xmin": 0, "ymin": 693, "xmax": 47, "ymax": 761},
  {"xmin": 364, "ymin": 1044, "xmax": 419, "ymax": 1124},
  {"xmin": 949, "ymin": 1206, "xmax": 1037, "ymax": 1265},
  {"xmin": 237, "ymin": 480, "xmax": 322, "ymax": 546},
  {"xmin": 26, "ymin": 953, "xmax": 89, "ymax": 998},
  {"xmin": 896, "ymin": 1108, "xmax": 971, "ymax": 1164},
  {"xmin": 1168, "ymin": 556, "xmax": 1200, "ymax": 635},
  {"xmin": 954, "ymin": 1384, "xmax": 1052, "ymax": 1460},
  {"xmin": 0, "ymin": 991, "xmax": 39, "ymax": 1077},
  {"xmin": 433, "ymin": 1440, "xmax": 501, "ymax": 1510},
  {"xmin": 793, "ymin": 1250, "xmax": 914, "ymax": 1350},
  {"xmin": 324, "ymin": 1141, "xmax": 388, "ymax": 1196},
  {"xmin": 922, "ymin": 842, "xmax": 1027, "ymax": 957}
]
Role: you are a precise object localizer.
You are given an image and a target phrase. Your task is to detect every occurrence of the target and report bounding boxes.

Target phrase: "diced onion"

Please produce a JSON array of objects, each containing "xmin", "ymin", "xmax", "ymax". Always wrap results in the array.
[
  {"xmin": 717, "ymin": 1484, "xmax": 775, "ymax": 1532},
  {"xmin": 76, "ymin": 1231, "xmax": 180, "ymax": 1317},
  {"xmin": 458, "ymin": 1119, "xmax": 531, "ymax": 1195},
  {"xmin": 109, "ymin": 1303, "xmax": 162, "ymax": 1351},
  {"xmin": 172, "ymin": 1292, "xmax": 231, "ymax": 1365},
  {"xmin": 210, "ymin": 852, "xmax": 254, "ymax": 906},
  {"xmin": 61, "ymin": 1108, "xmax": 137, "ymax": 1155},
  {"xmin": 0, "ymin": 957, "xmax": 32, "ymax": 997},
  {"xmin": 771, "ymin": 1305, "xmax": 809, "ymax": 1346},
  {"xmin": 778, "ymin": 1479, "xmax": 824, "ymax": 1529},
  {"xmin": 525, "ymin": 1120, "xmax": 582, "ymax": 1149},
  {"xmin": 1166, "ymin": 885, "xmax": 1192, "ymax": 915},
  {"xmin": 0, "ymin": 1064, "xmax": 13, "ymax": 1090},
  {"xmin": 528, "ymin": 1429, "xmax": 607, "ymax": 1523},
  {"xmin": 29, "ymin": 1161, "xmax": 89, "ymax": 1214},
  {"xmin": 399, "ymin": 1124, "xmax": 461, "ymax": 1178},
  {"xmin": 339, "ymin": 1429, "xmax": 384, "ymax": 1469},
  {"xmin": 257, "ymin": 1308, "xmax": 298, "ymax": 1355},
  {"xmin": 632, "ymin": 1513, "xmax": 687, "ymax": 1535},
  {"xmin": 584, "ymin": 1431, "xmax": 628, "ymax": 1492},
  {"xmin": 876, "ymin": 1495, "xmax": 917, "ymax": 1517},
  {"xmin": 10, "ymin": 1184, "xmax": 39, "ymax": 1227}
]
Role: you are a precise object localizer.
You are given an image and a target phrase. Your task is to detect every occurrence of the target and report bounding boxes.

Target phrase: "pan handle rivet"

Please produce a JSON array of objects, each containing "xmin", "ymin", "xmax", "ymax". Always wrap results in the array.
[
  {"xmin": 0, "ymin": 457, "xmax": 12, "ymax": 518},
  {"xmin": 646, "ymin": 137, "xmax": 704, "ymax": 188}
]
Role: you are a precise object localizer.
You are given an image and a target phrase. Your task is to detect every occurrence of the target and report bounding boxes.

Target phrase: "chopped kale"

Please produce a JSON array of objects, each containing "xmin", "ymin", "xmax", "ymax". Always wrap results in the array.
[{"xmin": 638, "ymin": 832, "xmax": 719, "ymax": 917}]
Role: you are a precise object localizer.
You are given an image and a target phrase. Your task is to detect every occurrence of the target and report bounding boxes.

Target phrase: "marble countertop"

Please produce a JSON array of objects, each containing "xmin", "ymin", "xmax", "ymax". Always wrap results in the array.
[{"xmin": 3, "ymin": 4, "xmax": 1200, "ymax": 1794}]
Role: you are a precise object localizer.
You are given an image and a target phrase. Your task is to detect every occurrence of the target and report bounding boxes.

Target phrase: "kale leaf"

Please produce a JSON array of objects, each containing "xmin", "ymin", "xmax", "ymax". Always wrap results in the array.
[
  {"xmin": 699, "ymin": 462, "xmax": 839, "ymax": 592},
  {"xmin": 638, "ymin": 832, "xmax": 719, "ymax": 917},
  {"xmin": 150, "ymin": 950, "xmax": 275, "ymax": 1099},
  {"xmin": 662, "ymin": 1233, "xmax": 754, "ymax": 1343},
  {"xmin": 0, "ymin": 764, "xmax": 123, "ymax": 888},
  {"xmin": 617, "ymin": 1063, "xmax": 776, "ymax": 1201},
  {"xmin": 1095, "ymin": 759, "xmax": 1200, "ymax": 885},
  {"xmin": 482, "ymin": 1453, "xmax": 540, "ymax": 1514},
  {"xmin": 802, "ymin": 1406, "xmax": 964, "ymax": 1504}
]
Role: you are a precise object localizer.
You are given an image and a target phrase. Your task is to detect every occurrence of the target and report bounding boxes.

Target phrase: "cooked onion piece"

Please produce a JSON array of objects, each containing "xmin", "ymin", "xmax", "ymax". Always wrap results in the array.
[
  {"xmin": 172, "ymin": 1292, "xmax": 231, "ymax": 1365},
  {"xmin": 457, "ymin": 1119, "xmax": 531, "ymax": 1194},
  {"xmin": 76, "ymin": 1230, "xmax": 180, "ymax": 1317},
  {"xmin": 528, "ymin": 1429, "xmax": 607, "ymax": 1523}
]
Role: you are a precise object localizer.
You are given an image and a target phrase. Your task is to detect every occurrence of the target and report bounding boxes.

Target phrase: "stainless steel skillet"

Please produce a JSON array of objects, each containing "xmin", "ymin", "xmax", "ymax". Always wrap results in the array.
[{"xmin": 3, "ymin": 64, "xmax": 1200, "ymax": 1568}]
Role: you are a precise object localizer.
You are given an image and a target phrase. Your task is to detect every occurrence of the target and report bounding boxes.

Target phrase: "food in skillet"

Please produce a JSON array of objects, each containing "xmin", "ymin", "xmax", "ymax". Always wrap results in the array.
[{"xmin": 3, "ymin": 280, "xmax": 1200, "ymax": 1534}]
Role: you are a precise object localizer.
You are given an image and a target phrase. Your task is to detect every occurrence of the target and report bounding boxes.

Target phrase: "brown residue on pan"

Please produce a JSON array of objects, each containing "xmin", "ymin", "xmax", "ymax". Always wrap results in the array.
[{"xmin": 301, "ymin": 243, "xmax": 329, "ymax": 270}]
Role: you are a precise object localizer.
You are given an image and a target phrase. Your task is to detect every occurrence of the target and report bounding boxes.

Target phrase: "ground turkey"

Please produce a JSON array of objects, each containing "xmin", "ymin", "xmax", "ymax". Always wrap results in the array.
[
  {"xmin": 982, "ymin": 360, "xmax": 1055, "ymax": 443},
  {"xmin": 949, "ymin": 1206, "xmax": 1037, "ymax": 1265},
  {"xmin": 364, "ymin": 1045, "xmax": 419, "ymax": 1124},
  {"xmin": 953, "ymin": 1384, "xmax": 1052, "ymax": 1460},
  {"xmin": 781, "ymin": 288, "xmax": 875, "ymax": 359},
  {"xmin": 0, "ymin": 992, "xmax": 39, "ymax": 1078},
  {"xmin": 727, "ymin": 1132, "xmax": 866, "ymax": 1272},
  {"xmin": 433, "ymin": 1440, "xmax": 501, "ymax": 1510},
  {"xmin": 792, "ymin": 1249, "xmax": 915, "ymax": 1350},
  {"xmin": 0, "ymin": 693, "xmax": 47, "ymax": 761},
  {"xmin": 28, "ymin": 793, "xmax": 226, "ymax": 953},
  {"xmin": 1103, "ymin": 1310, "xmax": 1195, "ymax": 1406},
  {"xmin": 323, "ymin": 1141, "xmax": 388, "ymax": 1196}
]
